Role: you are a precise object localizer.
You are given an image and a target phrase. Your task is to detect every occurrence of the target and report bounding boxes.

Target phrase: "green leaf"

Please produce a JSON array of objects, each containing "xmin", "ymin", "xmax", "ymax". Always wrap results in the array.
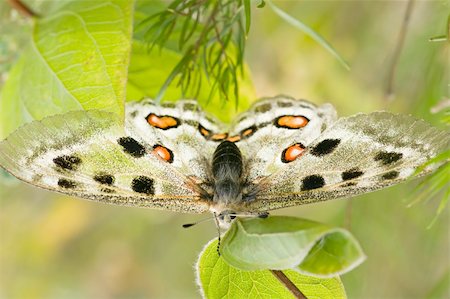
[
  {"xmin": 221, "ymin": 216, "xmax": 365, "ymax": 277},
  {"xmin": 0, "ymin": 0, "xmax": 134, "ymax": 138},
  {"xmin": 197, "ymin": 239, "xmax": 347, "ymax": 299},
  {"xmin": 126, "ymin": 41, "xmax": 256, "ymax": 123},
  {"xmin": 243, "ymin": 0, "xmax": 251, "ymax": 35},
  {"xmin": 266, "ymin": 0, "xmax": 350, "ymax": 71}
]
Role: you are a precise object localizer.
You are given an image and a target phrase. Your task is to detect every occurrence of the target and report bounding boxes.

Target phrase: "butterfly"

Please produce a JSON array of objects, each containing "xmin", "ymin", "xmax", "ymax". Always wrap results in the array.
[{"xmin": 0, "ymin": 96, "xmax": 448, "ymax": 228}]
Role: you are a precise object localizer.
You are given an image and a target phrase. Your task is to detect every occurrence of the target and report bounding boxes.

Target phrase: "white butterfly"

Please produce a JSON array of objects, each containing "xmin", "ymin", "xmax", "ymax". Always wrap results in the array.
[{"xmin": 0, "ymin": 96, "xmax": 448, "ymax": 227}]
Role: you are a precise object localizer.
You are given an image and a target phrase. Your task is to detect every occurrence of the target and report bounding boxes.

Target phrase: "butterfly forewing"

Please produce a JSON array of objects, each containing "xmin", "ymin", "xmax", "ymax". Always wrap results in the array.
[
  {"xmin": 0, "ymin": 110, "xmax": 209, "ymax": 213},
  {"xmin": 246, "ymin": 112, "xmax": 449, "ymax": 212}
]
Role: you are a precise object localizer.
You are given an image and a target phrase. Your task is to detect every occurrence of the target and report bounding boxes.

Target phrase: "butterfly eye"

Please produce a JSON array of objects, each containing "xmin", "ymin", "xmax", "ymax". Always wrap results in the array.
[{"xmin": 229, "ymin": 214, "xmax": 237, "ymax": 220}]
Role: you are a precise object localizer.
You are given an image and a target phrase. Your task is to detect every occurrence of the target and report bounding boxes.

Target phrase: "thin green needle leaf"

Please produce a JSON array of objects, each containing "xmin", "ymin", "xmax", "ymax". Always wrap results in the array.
[
  {"xmin": 266, "ymin": 0, "xmax": 350, "ymax": 71},
  {"xmin": 155, "ymin": 53, "xmax": 192, "ymax": 102},
  {"xmin": 243, "ymin": 0, "xmax": 251, "ymax": 36}
]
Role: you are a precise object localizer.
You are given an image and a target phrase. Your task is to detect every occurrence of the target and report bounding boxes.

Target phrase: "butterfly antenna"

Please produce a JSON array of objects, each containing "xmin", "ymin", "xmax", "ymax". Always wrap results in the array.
[
  {"xmin": 213, "ymin": 212, "xmax": 221, "ymax": 256},
  {"xmin": 182, "ymin": 215, "xmax": 216, "ymax": 228}
]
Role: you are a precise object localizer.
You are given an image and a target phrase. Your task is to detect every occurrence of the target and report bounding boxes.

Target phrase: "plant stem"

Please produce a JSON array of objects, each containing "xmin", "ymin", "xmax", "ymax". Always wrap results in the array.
[
  {"xmin": 384, "ymin": 0, "xmax": 414, "ymax": 100},
  {"xmin": 7, "ymin": 0, "xmax": 39, "ymax": 18},
  {"xmin": 270, "ymin": 270, "xmax": 307, "ymax": 299}
]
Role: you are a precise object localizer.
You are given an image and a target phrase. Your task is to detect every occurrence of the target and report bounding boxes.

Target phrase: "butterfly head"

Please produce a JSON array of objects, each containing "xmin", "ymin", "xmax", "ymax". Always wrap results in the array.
[
  {"xmin": 217, "ymin": 210, "xmax": 238, "ymax": 225},
  {"xmin": 211, "ymin": 208, "xmax": 270, "ymax": 229}
]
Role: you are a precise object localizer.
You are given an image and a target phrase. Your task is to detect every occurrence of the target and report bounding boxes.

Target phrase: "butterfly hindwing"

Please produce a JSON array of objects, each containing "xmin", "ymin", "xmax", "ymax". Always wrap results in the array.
[
  {"xmin": 0, "ymin": 109, "xmax": 210, "ymax": 213},
  {"xmin": 245, "ymin": 112, "xmax": 449, "ymax": 212}
]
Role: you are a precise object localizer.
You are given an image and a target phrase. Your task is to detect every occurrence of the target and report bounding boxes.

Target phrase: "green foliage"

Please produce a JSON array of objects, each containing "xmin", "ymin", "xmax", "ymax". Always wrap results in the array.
[
  {"xmin": 197, "ymin": 239, "xmax": 347, "ymax": 299},
  {"xmin": 137, "ymin": 0, "xmax": 252, "ymax": 105},
  {"xmin": 220, "ymin": 217, "xmax": 365, "ymax": 277},
  {"xmin": 126, "ymin": 39, "xmax": 255, "ymax": 123},
  {"xmin": 428, "ymin": 14, "xmax": 449, "ymax": 42},
  {"xmin": 266, "ymin": 0, "xmax": 350, "ymax": 71},
  {"xmin": 410, "ymin": 150, "xmax": 450, "ymax": 227},
  {"xmin": 0, "ymin": 0, "xmax": 134, "ymax": 138}
]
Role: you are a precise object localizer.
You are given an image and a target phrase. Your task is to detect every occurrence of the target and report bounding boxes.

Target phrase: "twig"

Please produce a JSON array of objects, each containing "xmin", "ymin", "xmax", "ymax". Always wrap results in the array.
[
  {"xmin": 270, "ymin": 270, "xmax": 307, "ymax": 299},
  {"xmin": 384, "ymin": 0, "xmax": 414, "ymax": 101},
  {"xmin": 7, "ymin": 0, "xmax": 39, "ymax": 18}
]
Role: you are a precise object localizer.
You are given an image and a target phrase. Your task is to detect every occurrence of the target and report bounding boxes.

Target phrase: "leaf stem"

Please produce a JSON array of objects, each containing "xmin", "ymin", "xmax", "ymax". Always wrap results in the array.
[
  {"xmin": 270, "ymin": 270, "xmax": 307, "ymax": 299},
  {"xmin": 7, "ymin": 0, "xmax": 39, "ymax": 18}
]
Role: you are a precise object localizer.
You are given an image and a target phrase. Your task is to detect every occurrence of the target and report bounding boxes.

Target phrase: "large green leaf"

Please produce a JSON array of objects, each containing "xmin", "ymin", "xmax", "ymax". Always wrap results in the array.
[
  {"xmin": 221, "ymin": 217, "xmax": 366, "ymax": 277},
  {"xmin": 197, "ymin": 239, "xmax": 347, "ymax": 299},
  {"xmin": 0, "ymin": 0, "xmax": 134, "ymax": 138}
]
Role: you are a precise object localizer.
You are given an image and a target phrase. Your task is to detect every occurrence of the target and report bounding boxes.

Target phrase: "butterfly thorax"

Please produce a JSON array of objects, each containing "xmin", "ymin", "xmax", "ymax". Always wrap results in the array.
[{"xmin": 212, "ymin": 141, "xmax": 243, "ymax": 206}]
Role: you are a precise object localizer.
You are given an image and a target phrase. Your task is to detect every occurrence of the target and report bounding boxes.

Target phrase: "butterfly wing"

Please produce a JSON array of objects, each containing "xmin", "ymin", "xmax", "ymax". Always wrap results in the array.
[
  {"xmin": 0, "ymin": 100, "xmax": 227, "ymax": 213},
  {"xmin": 244, "ymin": 112, "xmax": 449, "ymax": 212},
  {"xmin": 228, "ymin": 96, "xmax": 337, "ymax": 184}
]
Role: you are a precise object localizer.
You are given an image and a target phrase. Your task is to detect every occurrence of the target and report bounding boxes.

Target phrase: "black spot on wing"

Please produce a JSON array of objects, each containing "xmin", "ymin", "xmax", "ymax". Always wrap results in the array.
[
  {"xmin": 131, "ymin": 176, "xmax": 155, "ymax": 195},
  {"xmin": 183, "ymin": 102, "xmax": 197, "ymax": 111},
  {"xmin": 301, "ymin": 175, "xmax": 325, "ymax": 191},
  {"xmin": 254, "ymin": 103, "xmax": 272, "ymax": 113},
  {"xmin": 53, "ymin": 155, "xmax": 81, "ymax": 170},
  {"xmin": 32, "ymin": 174, "xmax": 43, "ymax": 183},
  {"xmin": 277, "ymin": 101, "xmax": 293, "ymax": 107},
  {"xmin": 342, "ymin": 169, "xmax": 364, "ymax": 181},
  {"xmin": 310, "ymin": 139, "xmax": 341, "ymax": 156},
  {"xmin": 374, "ymin": 151, "xmax": 403, "ymax": 165},
  {"xmin": 57, "ymin": 178, "xmax": 77, "ymax": 189},
  {"xmin": 118, "ymin": 137, "xmax": 146, "ymax": 158},
  {"xmin": 101, "ymin": 188, "xmax": 116, "ymax": 193},
  {"xmin": 162, "ymin": 102, "xmax": 176, "ymax": 108},
  {"xmin": 94, "ymin": 174, "xmax": 115, "ymax": 186},
  {"xmin": 382, "ymin": 171, "xmax": 400, "ymax": 180}
]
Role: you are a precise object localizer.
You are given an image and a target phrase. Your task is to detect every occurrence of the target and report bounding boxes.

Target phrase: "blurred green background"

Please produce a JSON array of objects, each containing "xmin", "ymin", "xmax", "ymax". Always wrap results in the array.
[{"xmin": 0, "ymin": 1, "xmax": 448, "ymax": 298}]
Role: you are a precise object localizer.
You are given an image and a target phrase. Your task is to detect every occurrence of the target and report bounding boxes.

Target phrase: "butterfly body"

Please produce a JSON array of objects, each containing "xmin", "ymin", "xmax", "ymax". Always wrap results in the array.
[{"xmin": 0, "ymin": 96, "xmax": 448, "ymax": 227}]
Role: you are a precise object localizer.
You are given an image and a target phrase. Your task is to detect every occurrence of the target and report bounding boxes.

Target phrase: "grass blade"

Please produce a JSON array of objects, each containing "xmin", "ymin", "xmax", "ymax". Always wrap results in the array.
[{"xmin": 267, "ymin": 0, "xmax": 350, "ymax": 71}]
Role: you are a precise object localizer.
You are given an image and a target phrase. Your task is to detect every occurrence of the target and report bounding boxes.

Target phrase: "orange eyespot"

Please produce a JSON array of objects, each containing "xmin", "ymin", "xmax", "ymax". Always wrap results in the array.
[
  {"xmin": 227, "ymin": 135, "xmax": 241, "ymax": 143},
  {"xmin": 242, "ymin": 128, "xmax": 254, "ymax": 137},
  {"xmin": 199, "ymin": 125, "xmax": 211, "ymax": 137},
  {"xmin": 153, "ymin": 145, "xmax": 174, "ymax": 163},
  {"xmin": 239, "ymin": 125, "xmax": 257, "ymax": 140},
  {"xmin": 146, "ymin": 113, "xmax": 179, "ymax": 129},
  {"xmin": 281, "ymin": 143, "xmax": 305, "ymax": 163},
  {"xmin": 211, "ymin": 133, "xmax": 228, "ymax": 141},
  {"xmin": 275, "ymin": 115, "xmax": 309, "ymax": 129}
]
